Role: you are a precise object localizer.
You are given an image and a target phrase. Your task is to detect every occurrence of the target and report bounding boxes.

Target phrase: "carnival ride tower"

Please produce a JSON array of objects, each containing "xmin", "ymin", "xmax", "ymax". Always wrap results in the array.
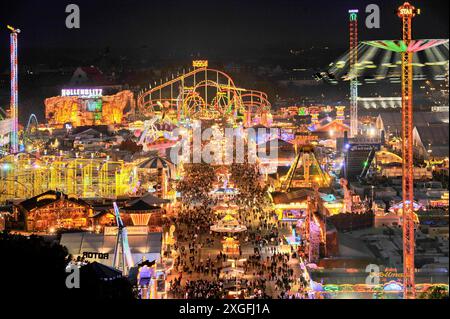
[
  {"xmin": 112, "ymin": 202, "xmax": 135, "ymax": 275},
  {"xmin": 398, "ymin": 1, "xmax": 420, "ymax": 300},
  {"xmin": 281, "ymin": 145, "xmax": 331, "ymax": 191},
  {"xmin": 7, "ymin": 25, "xmax": 20, "ymax": 154},
  {"xmin": 349, "ymin": 10, "xmax": 359, "ymax": 138}
]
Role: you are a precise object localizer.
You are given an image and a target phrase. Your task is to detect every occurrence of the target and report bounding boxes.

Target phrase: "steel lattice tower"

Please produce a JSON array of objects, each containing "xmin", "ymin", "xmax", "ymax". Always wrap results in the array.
[
  {"xmin": 7, "ymin": 25, "xmax": 20, "ymax": 154},
  {"xmin": 398, "ymin": 2, "xmax": 420, "ymax": 299},
  {"xmin": 349, "ymin": 10, "xmax": 358, "ymax": 138}
]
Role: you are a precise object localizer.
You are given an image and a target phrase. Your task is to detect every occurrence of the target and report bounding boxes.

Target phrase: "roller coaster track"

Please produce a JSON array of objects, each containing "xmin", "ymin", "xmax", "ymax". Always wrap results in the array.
[
  {"xmin": 25, "ymin": 114, "xmax": 39, "ymax": 133},
  {"xmin": 137, "ymin": 67, "xmax": 271, "ymax": 126},
  {"xmin": 0, "ymin": 153, "xmax": 137, "ymax": 201}
]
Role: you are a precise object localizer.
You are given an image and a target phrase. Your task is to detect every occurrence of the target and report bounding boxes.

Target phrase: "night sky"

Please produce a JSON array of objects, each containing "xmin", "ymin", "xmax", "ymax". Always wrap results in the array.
[
  {"xmin": 0, "ymin": 0, "xmax": 448, "ymax": 65},
  {"xmin": 0, "ymin": 0, "xmax": 448, "ymax": 124}
]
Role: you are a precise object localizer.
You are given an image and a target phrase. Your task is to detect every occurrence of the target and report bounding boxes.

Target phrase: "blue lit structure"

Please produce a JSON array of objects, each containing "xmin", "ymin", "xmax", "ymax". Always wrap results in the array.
[{"xmin": 7, "ymin": 25, "xmax": 20, "ymax": 154}]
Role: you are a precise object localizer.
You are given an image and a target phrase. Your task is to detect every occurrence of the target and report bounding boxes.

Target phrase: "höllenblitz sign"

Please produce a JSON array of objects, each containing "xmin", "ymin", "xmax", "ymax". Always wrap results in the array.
[{"xmin": 61, "ymin": 88, "xmax": 103, "ymax": 98}]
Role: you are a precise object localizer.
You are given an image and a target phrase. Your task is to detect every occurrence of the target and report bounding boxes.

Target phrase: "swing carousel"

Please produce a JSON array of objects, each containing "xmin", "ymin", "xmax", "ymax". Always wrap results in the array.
[{"xmin": 210, "ymin": 213, "xmax": 247, "ymax": 233}]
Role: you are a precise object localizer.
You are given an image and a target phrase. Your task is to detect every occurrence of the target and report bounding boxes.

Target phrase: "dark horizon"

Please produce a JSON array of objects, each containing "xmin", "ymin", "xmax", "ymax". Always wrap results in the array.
[{"xmin": 0, "ymin": 0, "xmax": 448, "ymax": 69}]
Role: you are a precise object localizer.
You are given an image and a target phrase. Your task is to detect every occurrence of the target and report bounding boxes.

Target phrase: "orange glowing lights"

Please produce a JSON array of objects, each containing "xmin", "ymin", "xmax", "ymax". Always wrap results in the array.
[{"xmin": 192, "ymin": 60, "xmax": 209, "ymax": 68}]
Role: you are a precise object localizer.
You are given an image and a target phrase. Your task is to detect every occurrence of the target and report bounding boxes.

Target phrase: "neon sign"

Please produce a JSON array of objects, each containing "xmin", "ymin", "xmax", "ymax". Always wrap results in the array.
[
  {"xmin": 61, "ymin": 88, "xmax": 103, "ymax": 98},
  {"xmin": 192, "ymin": 60, "xmax": 208, "ymax": 68},
  {"xmin": 397, "ymin": 3, "xmax": 420, "ymax": 17},
  {"xmin": 82, "ymin": 252, "xmax": 109, "ymax": 259},
  {"xmin": 349, "ymin": 9, "xmax": 358, "ymax": 21},
  {"xmin": 399, "ymin": 8, "xmax": 413, "ymax": 15}
]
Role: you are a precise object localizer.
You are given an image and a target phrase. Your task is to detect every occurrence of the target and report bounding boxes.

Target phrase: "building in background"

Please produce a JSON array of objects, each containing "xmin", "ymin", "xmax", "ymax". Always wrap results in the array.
[{"xmin": 45, "ymin": 89, "xmax": 135, "ymax": 127}]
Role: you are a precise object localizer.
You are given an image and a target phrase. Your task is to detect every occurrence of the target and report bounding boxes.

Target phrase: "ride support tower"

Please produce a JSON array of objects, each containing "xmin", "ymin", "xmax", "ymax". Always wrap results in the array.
[
  {"xmin": 7, "ymin": 25, "xmax": 20, "ymax": 154},
  {"xmin": 398, "ymin": 1, "xmax": 420, "ymax": 300},
  {"xmin": 349, "ymin": 10, "xmax": 359, "ymax": 138}
]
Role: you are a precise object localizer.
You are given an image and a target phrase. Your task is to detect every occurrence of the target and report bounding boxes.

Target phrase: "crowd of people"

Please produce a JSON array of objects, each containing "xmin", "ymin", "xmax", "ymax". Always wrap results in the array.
[
  {"xmin": 230, "ymin": 163, "xmax": 269, "ymax": 208},
  {"xmin": 170, "ymin": 278, "xmax": 226, "ymax": 299},
  {"xmin": 163, "ymin": 162, "xmax": 312, "ymax": 299},
  {"xmin": 176, "ymin": 163, "xmax": 216, "ymax": 203}
]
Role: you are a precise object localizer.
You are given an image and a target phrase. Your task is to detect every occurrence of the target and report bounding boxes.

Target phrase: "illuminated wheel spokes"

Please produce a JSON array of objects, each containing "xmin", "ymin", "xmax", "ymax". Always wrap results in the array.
[
  {"xmin": 183, "ymin": 93, "xmax": 206, "ymax": 120},
  {"xmin": 211, "ymin": 91, "xmax": 234, "ymax": 116},
  {"xmin": 190, "ymin": 80, "xmax": 233, "ymax": 120}
]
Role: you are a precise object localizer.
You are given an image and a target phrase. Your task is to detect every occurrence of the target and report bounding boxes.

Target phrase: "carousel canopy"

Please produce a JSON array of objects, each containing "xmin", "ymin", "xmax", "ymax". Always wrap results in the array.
[
  {"xmin": 215, "ymin": 166, "xmax": 229, "ymax": 175},
  {"xmin": 138, "ymin": 156, "xmax": 174, "ymax": 171}
]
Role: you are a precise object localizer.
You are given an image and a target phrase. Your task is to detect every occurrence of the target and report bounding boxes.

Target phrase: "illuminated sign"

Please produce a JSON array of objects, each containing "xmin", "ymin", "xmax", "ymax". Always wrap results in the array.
[
  {"xmin": 398, "ymin": 4, "xmax": 420, "ymax": 17},
  {"xmin": 82, "ymin": 252, "xmax": 109, "ymax": 259},
  {"xmin": 61, "ymin": 88, "xmax": 103, "ymax": 98},
  {"xmin": 349, "ymin": 144, "xmax": 381, "ymax": 152},
  {"xmin": 349, "ymin": 9, "xmax": 358, "ymax": 21},
  {"xmin": 400, "ymin": 8, "xmax": 412, "ymax": 15},
  {"xmin": 37, "ymin": 194, "xmax": 58, "ymax": 202},
  {"xmin": 104, "ymin": 225, "xmax": 149, "ymax": 235},
  {"xmin": 192, "ymin": 60, "xmax": 208, "ymax": 68}
]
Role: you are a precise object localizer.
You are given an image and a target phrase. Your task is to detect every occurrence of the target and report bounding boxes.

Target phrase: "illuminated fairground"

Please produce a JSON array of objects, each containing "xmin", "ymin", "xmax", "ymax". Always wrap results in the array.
[{"xmin": 0, "ymin": 1, "xmax": 448, "ymax": 303}]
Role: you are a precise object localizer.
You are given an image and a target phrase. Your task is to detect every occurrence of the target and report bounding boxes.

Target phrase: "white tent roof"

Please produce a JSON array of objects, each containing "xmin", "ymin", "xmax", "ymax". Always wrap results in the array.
[{"xmin": 60, "ymin": 232, "xmax": 162, "ymax": 265}]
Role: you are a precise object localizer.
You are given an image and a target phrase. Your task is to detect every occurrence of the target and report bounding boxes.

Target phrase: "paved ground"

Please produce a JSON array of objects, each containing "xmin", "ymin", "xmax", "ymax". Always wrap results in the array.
[{"xmin": 165, "ymin": 215, "xmax": 310, "ymax": 299}]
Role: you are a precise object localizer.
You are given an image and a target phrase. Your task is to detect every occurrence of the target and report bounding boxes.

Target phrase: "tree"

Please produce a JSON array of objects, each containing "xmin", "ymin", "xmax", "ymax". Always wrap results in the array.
[
  {"xmin": 0, "ymin": 231, "xmax": 135, "ymax": 300},
  {"xmin": 0, "ymin": 231, "xmax": 70, "ymax": 299}
]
